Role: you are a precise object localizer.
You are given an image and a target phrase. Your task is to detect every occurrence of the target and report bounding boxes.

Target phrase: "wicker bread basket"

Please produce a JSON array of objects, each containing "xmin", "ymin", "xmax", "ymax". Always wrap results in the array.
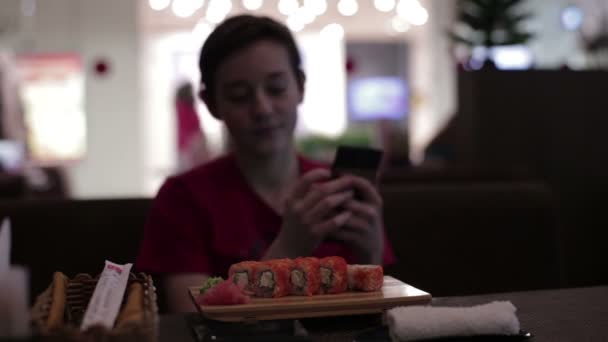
[{"xmin": 31, "ymin": 272, "xmax": 159, "ymax": 342}]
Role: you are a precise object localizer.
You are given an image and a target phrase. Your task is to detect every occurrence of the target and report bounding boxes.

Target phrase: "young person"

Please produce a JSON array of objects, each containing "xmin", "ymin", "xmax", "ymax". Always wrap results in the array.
[{"xmin": 136, "ymin": 14, "xmax": 395, "ymax": 312}]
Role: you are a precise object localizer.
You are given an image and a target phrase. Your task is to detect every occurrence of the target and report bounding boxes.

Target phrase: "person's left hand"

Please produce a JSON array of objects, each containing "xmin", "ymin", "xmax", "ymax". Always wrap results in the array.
[{"xmin": 329, "ymin": 176, "xmax": 384, "ymax": 265}]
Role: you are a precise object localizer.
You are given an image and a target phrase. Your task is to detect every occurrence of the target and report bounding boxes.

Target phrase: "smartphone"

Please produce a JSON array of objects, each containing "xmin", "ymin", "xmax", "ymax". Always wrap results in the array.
[
  {"xmin": 330, "ymin": 145, "xmax": 384, "ymax": 205},
  {"xmin": 331, "ymin": 145, "xmax": 384, "ymax": 184}
]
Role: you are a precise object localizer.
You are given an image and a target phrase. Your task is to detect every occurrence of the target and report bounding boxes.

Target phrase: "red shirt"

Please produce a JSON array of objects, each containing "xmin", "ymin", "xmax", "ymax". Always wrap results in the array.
[{"xmin": 136, "ymin": 154, "xmax": 395, "ymax": 277}]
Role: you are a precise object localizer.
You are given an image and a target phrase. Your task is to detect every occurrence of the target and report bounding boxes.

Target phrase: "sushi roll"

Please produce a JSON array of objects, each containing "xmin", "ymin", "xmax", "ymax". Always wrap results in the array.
[
  {"xmin": 290, "ymin": 257, "xmax": 321, "ymax": 296},
  {"xmin": 228, "ymin": 260, "xmax": 260, "ymax": 291},
  {"xmin": 347, "ymin": 265, "xmax": 384, "ymax": 292},
  {"xmin": 319, "ymin": 256, "xmax": 348, "ymax": 294},
  {"xmin": 253, "ymin": 259, "xmax": 292, "ymax": 298}
]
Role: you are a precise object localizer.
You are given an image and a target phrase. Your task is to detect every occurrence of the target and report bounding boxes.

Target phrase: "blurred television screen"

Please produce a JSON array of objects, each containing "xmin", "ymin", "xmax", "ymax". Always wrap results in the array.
[
  {"xmin": 348, "ymin": 77, "xmax": 408, "ymax": 121},
  {"xmin": 0, "ymin": 140, "xmax": 25, "ymax": 171}
]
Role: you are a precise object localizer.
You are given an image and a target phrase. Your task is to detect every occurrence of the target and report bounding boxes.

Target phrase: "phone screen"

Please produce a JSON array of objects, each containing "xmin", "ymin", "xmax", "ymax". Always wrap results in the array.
[{"xmin": 331, "ymin": 145, "xmax": 383, "ymax": 184}]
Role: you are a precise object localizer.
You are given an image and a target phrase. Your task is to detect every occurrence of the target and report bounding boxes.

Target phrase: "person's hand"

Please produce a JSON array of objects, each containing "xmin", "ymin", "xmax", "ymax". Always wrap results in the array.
[
  {"xmin": 329, "ymin": 176, "xmax": 384, "ymax": 264},
  {"xmin": 264, "ymin": 169, "xmax": 354, "ymax": 259}
]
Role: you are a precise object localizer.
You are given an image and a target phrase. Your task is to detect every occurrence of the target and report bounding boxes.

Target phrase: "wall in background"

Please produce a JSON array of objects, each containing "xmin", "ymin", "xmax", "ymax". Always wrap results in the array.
[
  {"xmin": 344, "ymin": 41, "xmax": 409, "ymax": 155},
  {"xmin": 407, "ymin": 0, "xmax": 457, "ymax": 163},
  {"xmin": 3, "ymin": 0, "xmax": 145, "ymax": 198},
  {"xmin": 2, "ymin": 0, "xmax": 600, "ymax": 198}
]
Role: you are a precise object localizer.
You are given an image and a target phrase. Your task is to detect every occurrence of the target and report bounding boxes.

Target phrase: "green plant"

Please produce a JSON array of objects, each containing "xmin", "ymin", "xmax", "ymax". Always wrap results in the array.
[
  {"xmin": 449, "ymin": 0, "xmax": 534, "ymax": 49},
  {"xmin": 581, "ymin": 13, "xmax": 608, "ymax": 69},
  {"xmin": 297, "ymin": 129, "xmax": 372, "ymax": 161}
]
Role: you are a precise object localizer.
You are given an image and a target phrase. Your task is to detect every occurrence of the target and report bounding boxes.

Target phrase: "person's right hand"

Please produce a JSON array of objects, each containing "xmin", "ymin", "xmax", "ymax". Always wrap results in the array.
[{"xmin": 264, "ymin": 169, "xmax": 355, "ymax": 259}]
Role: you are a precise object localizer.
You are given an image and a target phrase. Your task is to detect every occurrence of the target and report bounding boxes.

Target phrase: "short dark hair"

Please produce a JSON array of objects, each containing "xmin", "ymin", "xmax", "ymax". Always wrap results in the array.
[{"xmin": 198, "ymin": 15, "xmax": 304, "ymax": 103}]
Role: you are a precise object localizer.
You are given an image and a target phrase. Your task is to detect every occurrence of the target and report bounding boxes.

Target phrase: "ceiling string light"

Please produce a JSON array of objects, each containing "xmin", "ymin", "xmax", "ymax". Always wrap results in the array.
[
  {"xmin": 303, "ymin": 0, "xmax": 327, "ymax": 16},
  {"xmin": 156, "ymin": 0, "xmax": 430, "ymax": 37},
  {"xmin": 391, "ymin": 16, "xmax": 410, "ymax": 32},
  {"xmin": 172, "ymin": 0, "xmax": 199, "ymax": 18},
  {"xmin": 337, "ymin": 0, "xmax": 359, "ymax": 17},
  {"xmin": 295, "ymin": 6, "xmax": 316, "ymax": 25},
  {"xmin": 242, "ymin": 0, "xmax": 263, "ymax": 11},
  {"xmin": 278, "ymin": 0, "xmax": 299, "ymax": 16},
  {"xmin": 192, "ymin": 19, "xmax": 213, "ymax": 42},
  {"xmin": 149, "ymin": 0, "xmax": 171, "ymax": 11},
  {"xmin": 396, "ymin": 0, "xmax": 428, "ymax": 26},
  {"xmin": 193, "ymin": 0, "xmax": 205, "ymax": 10},
  {"xmin": 286, "ymin": 15, "xmax": 305, "ymax": 32},
  {"xmin": 374, "ymin": 0, "xmax": 396, "ymax": 13},
  {"xmin": 206, "ymin": 0, "xmax": 233, "ymax": 24}
]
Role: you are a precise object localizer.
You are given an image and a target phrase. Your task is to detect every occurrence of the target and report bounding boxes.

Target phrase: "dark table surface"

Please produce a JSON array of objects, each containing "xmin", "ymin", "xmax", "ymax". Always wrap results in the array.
[{"xmin": 159, "ymin": 286, "xmax": 608, "ymax": 342}]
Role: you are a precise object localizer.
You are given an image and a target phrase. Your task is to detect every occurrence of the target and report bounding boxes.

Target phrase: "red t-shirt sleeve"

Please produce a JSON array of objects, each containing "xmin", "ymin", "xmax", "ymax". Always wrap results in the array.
[{"xmin": 136, "ymin": 176, "xmax": 212, "ymax": 275}]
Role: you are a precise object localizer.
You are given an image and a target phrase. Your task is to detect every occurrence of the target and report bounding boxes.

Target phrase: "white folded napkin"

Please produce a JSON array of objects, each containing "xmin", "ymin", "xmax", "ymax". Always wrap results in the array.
[
  {"xmin": 0, "ymin": 218, "xmax": 31, "ymax": 338},
  {"xmin": 387, "ymin": 301, "xmax": 520, "ymax": 341}
]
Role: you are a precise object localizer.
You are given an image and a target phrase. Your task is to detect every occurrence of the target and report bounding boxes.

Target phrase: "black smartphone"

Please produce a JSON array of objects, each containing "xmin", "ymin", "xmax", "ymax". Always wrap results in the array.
[
  {"xmin": 331, "ymin": 145, "xmax": 384, "ymax": 184},
  {"xmin": 330, "ymin": 145, "xmax": 384, "ymax": 206}
]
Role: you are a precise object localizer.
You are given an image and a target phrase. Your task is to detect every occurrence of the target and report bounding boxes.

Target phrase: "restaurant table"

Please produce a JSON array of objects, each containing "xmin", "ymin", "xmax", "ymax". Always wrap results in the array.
[{"xmin": 159, "ymin": 286, "xmax": 608, "ymax": 342}]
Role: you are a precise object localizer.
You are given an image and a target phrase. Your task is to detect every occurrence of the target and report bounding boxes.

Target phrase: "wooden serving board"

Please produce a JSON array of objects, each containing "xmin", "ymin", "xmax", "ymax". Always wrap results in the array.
[{"xmin": 188, "ymin": 276, "xmax": 431, "ymax": 322}]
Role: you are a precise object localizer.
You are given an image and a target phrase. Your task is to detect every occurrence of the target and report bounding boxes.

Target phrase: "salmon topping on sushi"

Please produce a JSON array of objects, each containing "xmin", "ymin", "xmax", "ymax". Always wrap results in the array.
[
  {"xmin": 208, "ymin": 256, "xmax": 384, "ymax": 304},
  {"xmin": 253, "ymin": 259, "xmax": 292, "ymax": 298},
  {"xmin": 288, "ymin": 257, "xmax": 320, "ymax": 296},
  {"xmin": 228, "ymin": 260, "xmax": 260, "ymax": 292},
  {"xmin": 319, "ymin": 256, "xmax": 348, "ymax": 294}
]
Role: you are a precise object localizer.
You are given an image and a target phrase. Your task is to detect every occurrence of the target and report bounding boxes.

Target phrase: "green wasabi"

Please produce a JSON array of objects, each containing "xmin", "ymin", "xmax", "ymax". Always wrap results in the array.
[{"xmin": 199, "ymin": 276, "xmax": 224, "ymax": 294}]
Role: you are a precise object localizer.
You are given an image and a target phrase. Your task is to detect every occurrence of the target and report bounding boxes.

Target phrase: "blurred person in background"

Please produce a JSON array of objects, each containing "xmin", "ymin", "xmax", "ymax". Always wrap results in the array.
[{"xmin": 175, "ymin": 82, "xmax": 208, "ymax": 171}]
